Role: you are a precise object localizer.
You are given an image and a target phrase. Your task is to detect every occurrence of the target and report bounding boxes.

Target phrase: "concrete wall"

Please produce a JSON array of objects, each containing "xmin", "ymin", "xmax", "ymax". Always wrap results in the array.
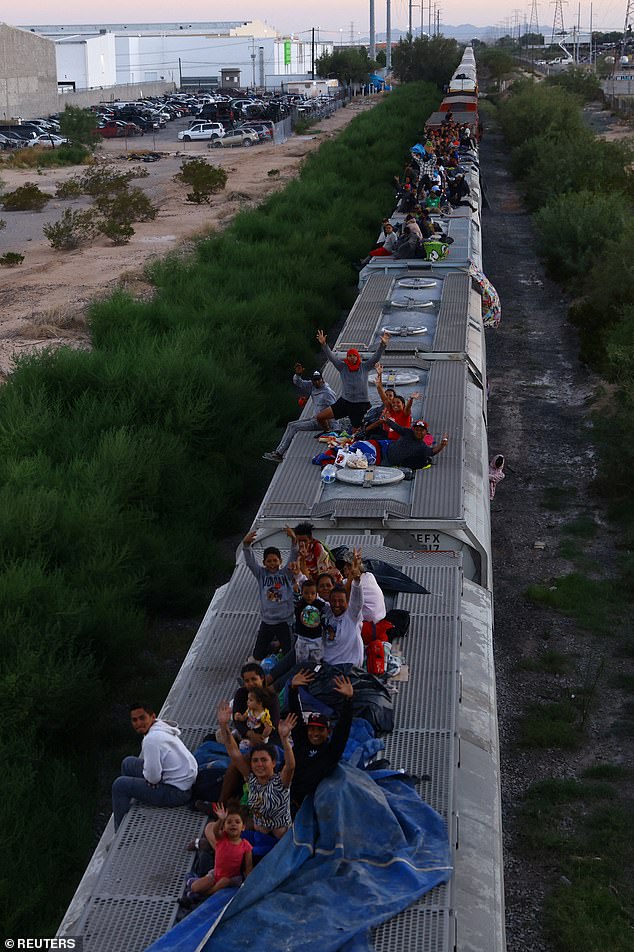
[
  {"xmin": 57, "ymin": 80, "xmax": 176, "ymax": 112},
  {"xmin": 0, "ymin": 23, "xmax": 58, "ymax": 120}
]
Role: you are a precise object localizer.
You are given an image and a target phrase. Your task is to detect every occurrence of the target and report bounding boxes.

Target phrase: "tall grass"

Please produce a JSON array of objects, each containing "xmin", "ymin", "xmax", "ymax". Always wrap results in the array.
[{"xmin": 0, "ymin": 81, "xmax": 441, "ymax": 934}]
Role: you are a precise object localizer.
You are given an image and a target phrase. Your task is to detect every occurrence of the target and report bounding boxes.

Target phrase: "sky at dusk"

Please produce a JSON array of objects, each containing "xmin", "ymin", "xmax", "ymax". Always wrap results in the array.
[{"xmin": 13, "ymin": 0, "xmax": 626, "ymax": 38}]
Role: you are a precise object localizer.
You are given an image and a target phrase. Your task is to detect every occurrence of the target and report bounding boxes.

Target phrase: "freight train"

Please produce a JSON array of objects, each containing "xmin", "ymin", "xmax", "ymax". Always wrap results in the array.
[{"xmin": 58, "ymin": 47, "xmax": 505, "ymax": 952}]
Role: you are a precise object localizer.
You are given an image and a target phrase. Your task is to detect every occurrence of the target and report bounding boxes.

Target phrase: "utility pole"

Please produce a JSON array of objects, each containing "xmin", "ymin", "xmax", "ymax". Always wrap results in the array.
[
  {"xmin": 528, "ymin": 0, "xmax": 539, "ymax": 64},
  {"xmin": 386, "ymin": 0, "xmax": 392, "ymax": 68},
  {"xmin": 428, "ymin": 0, "xmax": 432, "ymax": 36},
  {"xmin": 589, "ymin": 2, "xmax": 593, "ymax": 67},
  {"xmin": 370, "ymin": 0, "xmax": 376, "ymax": 59},
  {"xmin": 408, "ymin": 0, "xmax": 413, "ymax": 40},
  {"xmin": 550, "ymin": 0, "xmax": 567, "ymax": 45},
  {"xmin": 311, "ymin": 27, "xmax": 315, "ymax": 80}
]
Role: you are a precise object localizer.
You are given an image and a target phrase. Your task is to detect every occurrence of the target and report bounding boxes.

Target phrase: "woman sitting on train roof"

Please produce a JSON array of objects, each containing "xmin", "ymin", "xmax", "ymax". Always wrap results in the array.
[{"xmin": 217, "ymin": 701, "xmax": 297, "ymax": 840}]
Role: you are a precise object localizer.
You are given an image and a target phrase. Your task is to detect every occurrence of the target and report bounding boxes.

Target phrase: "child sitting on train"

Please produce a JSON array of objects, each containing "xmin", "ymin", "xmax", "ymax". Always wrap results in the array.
[
  {"xmin": 185, "ymin": 801, "xmax": 253, "ymax": 900},
  {"xmin": 234, "ymin": 687, "xmax": 274, "ymax": 750}
]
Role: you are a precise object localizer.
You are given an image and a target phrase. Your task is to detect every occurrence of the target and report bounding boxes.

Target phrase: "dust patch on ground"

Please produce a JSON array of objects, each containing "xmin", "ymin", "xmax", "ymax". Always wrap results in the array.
[{"xmin": 0, "ymin": 98, "xmax": 379, "ymax": 377}]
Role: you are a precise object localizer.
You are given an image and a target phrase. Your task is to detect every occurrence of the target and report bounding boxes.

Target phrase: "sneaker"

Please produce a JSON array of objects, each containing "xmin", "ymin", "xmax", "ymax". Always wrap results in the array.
[{"xmin": 262, "ymin": 451, "xmax": 283, "ymax": 462}]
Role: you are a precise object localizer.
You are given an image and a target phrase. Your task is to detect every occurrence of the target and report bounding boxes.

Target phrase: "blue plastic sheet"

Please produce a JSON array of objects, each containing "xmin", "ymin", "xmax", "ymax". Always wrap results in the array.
[{"xmin": 146, "ymin": 763, "xmax": 452, "ymax": 952}]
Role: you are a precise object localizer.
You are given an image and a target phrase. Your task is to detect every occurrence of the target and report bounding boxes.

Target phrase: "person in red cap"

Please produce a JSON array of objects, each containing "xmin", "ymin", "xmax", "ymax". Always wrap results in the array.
[
  {"xmin": 287, "ymin": 670, "xmax": 354, "ymax": 811},
  {"xmin": 314, "ymin": 328, "xmax": 390, "ymax": 431}
]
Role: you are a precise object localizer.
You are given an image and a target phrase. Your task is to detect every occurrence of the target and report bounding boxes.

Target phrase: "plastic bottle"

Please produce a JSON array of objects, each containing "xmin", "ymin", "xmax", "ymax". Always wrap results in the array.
[{"xmin": 321, "ymin": 463, "xmax": 337, "ymax": 483}]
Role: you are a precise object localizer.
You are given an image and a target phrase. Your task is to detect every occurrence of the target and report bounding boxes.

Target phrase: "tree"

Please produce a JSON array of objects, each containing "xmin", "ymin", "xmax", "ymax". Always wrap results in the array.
[
  {"xmin": 58, "ymin": 105, "xmax": 98, "ymax": 149},
  {"xmin": 315, "ymin": 47, "xmax": 375, "ymax": 85},
  {"xmin": 391, "ymin": 35, "xmax": 462, "ymax": 86},
  {"xmin": 477, "ymin": 47, "xmax": 516, "ymax": 88}
]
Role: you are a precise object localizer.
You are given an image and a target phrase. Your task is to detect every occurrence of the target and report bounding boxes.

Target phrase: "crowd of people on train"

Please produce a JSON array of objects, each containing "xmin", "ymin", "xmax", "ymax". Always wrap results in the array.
[
  {"xmin": 108, "ymin": 111, "xmax": 485, "ymax": 915},
  {"xmin": 264, "ymin": 333, "xmax": 449, "ymax": 471},
  {"xmin": 112, "ymin": 529, "xmax": 403, "ymax": 909}
]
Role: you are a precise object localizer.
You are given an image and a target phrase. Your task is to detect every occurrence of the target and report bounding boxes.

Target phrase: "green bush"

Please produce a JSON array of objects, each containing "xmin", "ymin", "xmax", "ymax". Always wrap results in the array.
[
  {"xmin": 511, "ymin": 130, "xmax": 634, "ymax": 210},
  {"xmin": 43, "ymin": 209, "xmax": 97, "ymax": 249},
  {"xmin": 174, "ymin": 157, "xmax": 228, "ymax": 203},
  {"xmin": 55, "ymin": 176, "xmax": 84, "ymax": 199},
  {"xmin": 498, "ymin": 81, "xmax": 586, "ymax": 147},
  {"xmin": 2, "ymin": 182, "xmax": 50, "ymax": 211},
  {"xmin": 546, "ymin": 67, "xmax": 602, "ymax": 101},
  {"xmin": 94, "ymin": 186, "xmax": 157, "ymax": 223},
  {"xmin": 0, "ymin": 252, "xmax": 24, "ymax": 267},
  {"xmin": 534, "ymin": 189, "xmax": 627, "ymax": 280}
]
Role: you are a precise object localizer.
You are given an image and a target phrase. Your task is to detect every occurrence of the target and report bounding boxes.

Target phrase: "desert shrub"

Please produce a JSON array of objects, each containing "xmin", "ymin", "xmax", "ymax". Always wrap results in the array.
[
  {"xmin": 2, "ymin": 182, "xmax": 50, "ymax": 211},
  {"xmin": 36, "ymin": 143, "xmax": 92, "ymax": 167},
  {"xmin": 43, "ymin": 209, "xmax": 97, "ymax": 249},
  {"xmin": 97, "ymin": 218, "xmax": 135, "ymax": 244},
  {"xmin": 534, "ymin": 190, "xmax": 627, "ymax": 281},
  {"xmin": 55, "ymin": 176, "xmax": 84, "ymax": 199},
  {"xmin": 94, "ymin": 186, "xmax": 157, "ymax": 223},
  {"xmin": 0, "ymin": 252, "xmax": 24, "ymax": 267},
  {"xmin": 80, "ymin": 166, "xmax": 136, "ymax": 196},
  {"xmin": 0, "ymin": 219, "xmax": 6, "ymax": 230},
  {"xmin": 174, "ymin": 157, "xmax": 228, "ymax": 203},
  {"xmin": 58, "ymin": 105, "xmax": 98, "ymax": 148}
]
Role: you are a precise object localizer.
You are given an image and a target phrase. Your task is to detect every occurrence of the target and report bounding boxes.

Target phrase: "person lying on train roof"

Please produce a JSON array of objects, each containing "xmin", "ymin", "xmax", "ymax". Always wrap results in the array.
[
  {"xmin": 111, "ymin": 702, "xmax": 198, "ymax": 831},
  {"xmin": 287, "ymin": 670, "xmax": 354, "ymax": 814},
  {"xmin": 315, "ymin": 328, "xmax": 389, "ymax": 432},
  {"xmin": 262, "ymin": 363, "xmax": 336, "ymax": 463},
  {"xmin": 347, "ymin": 421, "xmax": 449, "ymax": 471}
]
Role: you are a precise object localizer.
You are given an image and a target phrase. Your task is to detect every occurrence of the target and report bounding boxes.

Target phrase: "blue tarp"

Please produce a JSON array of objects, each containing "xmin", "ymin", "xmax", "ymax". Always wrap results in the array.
[{"xmin": 146, "ymin": 763, "xmax": 452, "ymax": 952}]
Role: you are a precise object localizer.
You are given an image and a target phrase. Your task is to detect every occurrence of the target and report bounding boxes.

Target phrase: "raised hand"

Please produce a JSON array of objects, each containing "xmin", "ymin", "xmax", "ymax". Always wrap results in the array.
[
  {"xmin": 350, "ymin": 546, "xmax": 363, "ymax": 580},
  {"xmin": 284, "ymin": 525, "xmax": 297, "ymax": 540},
  {"xmin": 316, "ymin": 329, "xmax": 327, "ymax": 345},
  {"xmin": 217, "ymin": 700, "xmax": 232, "ymax": 727},
  {"xmin": 333, "ymin": 674, "xmax": 354, "ymax": 698},
  {"xmin": 243, "ymin": 530, "xmax": 257, "ymax": 545},
  {"xmin": 380, "ymin": 330, "xmax": 391, "ymax": 345},
  {"xmin": 291, "ymin": 669, "xmax": 316, "ymax": 689},
  {"xmin": 278, "ymin": 713, "xmax": 298, "ymax": 742}
]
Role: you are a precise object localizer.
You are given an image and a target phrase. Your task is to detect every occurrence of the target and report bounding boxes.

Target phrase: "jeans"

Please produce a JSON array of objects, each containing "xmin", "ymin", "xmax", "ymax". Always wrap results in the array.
[
  {"xmin": 111, "ymin": 756, "xmax": 192, "ymax": 830},
  {"xmin": 253, "ymin": 621, "xmax": 292, "ymax": 661},
  {"xmin": 275, "ymin": 418, "xmax": 321, "ymax": 456}
]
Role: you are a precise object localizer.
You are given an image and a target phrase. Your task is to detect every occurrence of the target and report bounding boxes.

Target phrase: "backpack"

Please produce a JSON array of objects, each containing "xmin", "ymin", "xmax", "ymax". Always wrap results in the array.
[
  {"xmin": 363, "ymin": 620, "xmax": 394, "ymax": 676},
  {"xmin": 384, "ymin": 609, "xmax": 411, "ymax": 640}
]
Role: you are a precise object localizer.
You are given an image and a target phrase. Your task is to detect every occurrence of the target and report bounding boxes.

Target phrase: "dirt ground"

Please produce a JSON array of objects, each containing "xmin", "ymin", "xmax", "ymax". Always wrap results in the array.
[
  {"xmin": 482, "ymin": 104, "xmax": 634, "ymax": 951},
  {"xmin": 0, "ymin": 98, "xmax": 379, "ymax": 379}
]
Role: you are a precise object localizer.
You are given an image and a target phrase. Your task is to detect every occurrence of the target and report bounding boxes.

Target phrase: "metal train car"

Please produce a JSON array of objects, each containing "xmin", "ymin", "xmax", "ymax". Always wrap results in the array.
[{"xmin": 58, "ymin": 47, "xmax": 505, "ymax": 952}]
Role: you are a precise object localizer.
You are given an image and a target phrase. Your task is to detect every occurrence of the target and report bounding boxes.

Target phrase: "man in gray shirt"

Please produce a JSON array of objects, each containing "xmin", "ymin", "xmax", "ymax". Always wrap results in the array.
[
  {"xmin": 263, "ymin": 363, "xmax": 336, "ymax": 463},
  {"xmin": 315, "ymin": 329, "xmax": 390, "ymax": 430}
]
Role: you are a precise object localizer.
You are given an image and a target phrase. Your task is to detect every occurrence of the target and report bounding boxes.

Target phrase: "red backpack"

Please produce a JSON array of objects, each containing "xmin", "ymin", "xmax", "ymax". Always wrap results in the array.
[{"xmin": 362, "ymin": 620, "xmax": 394, "ymax": 676}]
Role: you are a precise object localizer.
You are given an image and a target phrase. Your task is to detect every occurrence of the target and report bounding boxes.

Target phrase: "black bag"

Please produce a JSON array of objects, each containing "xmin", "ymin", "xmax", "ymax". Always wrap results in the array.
[{"xmin": 385, "ymin": 608, "xmax": 411, "ymax": 639}]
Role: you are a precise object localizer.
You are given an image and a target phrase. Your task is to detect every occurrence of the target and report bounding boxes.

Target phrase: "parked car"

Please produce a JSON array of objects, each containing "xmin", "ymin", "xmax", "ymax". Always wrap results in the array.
[
  {"xmin": 236, "ymin": 122, "xmax": 273, "ymax": 141},
  {"xmin": 27, "ymin": 134, "xmax": 70, "ymax": 148},
  {"xmin": 98, "ymin": 120, "xmax": 143, "ymax": 138},
  {"xmin": 209, "ymin": 128, "xmax": 259, "ymax": 148},
  {"xmin": 178, "ymin": 122, "xmax": 225, "ymax": 141}
]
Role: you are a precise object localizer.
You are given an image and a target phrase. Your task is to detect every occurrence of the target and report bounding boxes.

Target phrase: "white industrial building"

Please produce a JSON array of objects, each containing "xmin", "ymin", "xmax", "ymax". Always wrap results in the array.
[{"xmin": 25, "ymin": 21, "xmax": 333, "ymax": 91}]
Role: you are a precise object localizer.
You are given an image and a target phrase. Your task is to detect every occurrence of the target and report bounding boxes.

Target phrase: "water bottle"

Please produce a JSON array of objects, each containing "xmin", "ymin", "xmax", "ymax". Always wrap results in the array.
[{"xmin": 321, "ymin": 463, "xmax": 337, "ymax": 484}]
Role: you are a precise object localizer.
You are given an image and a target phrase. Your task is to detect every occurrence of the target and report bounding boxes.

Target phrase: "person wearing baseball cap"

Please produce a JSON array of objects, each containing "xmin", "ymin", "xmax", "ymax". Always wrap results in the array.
[
  {"xmin": 287, "ymin": 669, "xmax": 354, "ymax": 811},
  {"xmin": 263, "ymin": 361, "xmax": 336, "ymax": 463}
]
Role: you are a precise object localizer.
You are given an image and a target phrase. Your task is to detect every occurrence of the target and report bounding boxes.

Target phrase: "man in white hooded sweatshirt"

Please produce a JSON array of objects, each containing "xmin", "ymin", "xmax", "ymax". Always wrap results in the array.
[{"xmin": 111, "ymin": 702, "xmax": 198, "ymax": 830}]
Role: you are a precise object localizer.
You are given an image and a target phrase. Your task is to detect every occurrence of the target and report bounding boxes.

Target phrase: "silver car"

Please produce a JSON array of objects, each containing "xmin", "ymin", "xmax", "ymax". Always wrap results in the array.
[{"xmin": 208, "ymin": 129, "xmax": 259, "ymax": 148}]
